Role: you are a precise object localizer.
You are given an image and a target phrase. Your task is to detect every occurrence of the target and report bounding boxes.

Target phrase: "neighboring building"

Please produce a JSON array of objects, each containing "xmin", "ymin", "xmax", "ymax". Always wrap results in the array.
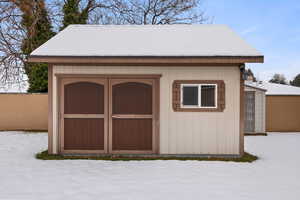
[
  {"xmin": 244, "ymin": 81, "xmax": 267, "ymax": 135},
  {"xmin": 28, "ymin": 25, "xmax": 263, "ymax": 156},
  {"xmin": 263, "ymin": 82, "xmax": 300, "ymax": 132}
]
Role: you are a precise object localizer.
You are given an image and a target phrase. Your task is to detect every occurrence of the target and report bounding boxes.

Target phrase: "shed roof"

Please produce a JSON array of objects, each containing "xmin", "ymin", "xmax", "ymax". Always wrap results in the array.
[
  {"xmin": 245, "ymin": 81, "xmax": 300, "ymax": 96},
  {"xmin": 263, "ymin": 82, "xmax": 300, "ymax": 96},
  {"xmin": 29, "ymin": 25, "xmax": 263, "ymax": 63},
  {"xmin": 245, "ymin": 81, "xmax": 267, "ymax": 92}
]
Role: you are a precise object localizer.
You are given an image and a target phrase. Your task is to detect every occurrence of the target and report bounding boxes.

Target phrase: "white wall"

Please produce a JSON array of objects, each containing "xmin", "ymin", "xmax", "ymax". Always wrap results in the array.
[
  {"xmin": 52, "ymin": 65, "xmax": 241, "ymax": 155},
  {"xmin": 245, "ymin": 86, "xmax": 266, "ymax": 133},
  {"xmin": 255, "ymin": 90, "xmax": 266, "ymax": 133}
]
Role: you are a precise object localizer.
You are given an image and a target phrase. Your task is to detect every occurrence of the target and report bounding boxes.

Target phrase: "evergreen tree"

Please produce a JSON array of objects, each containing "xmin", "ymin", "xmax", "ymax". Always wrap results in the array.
[
  {"xmin": 290, "ymin": 74, "xmax": 300, "ymax": 87},
  {"xmin": 14, "ymin": 0, "xmax": 55, "ymax": 92},
  {"xmin": 61, "ymin": 0, "xmax": 92, "ymax": 30}
]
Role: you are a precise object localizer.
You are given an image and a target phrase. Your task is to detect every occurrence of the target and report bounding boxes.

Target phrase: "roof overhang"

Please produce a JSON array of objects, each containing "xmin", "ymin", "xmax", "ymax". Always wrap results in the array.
[
  {"xmin": 244, "ymin": 84, "xmax": 267, "ymax": 92},
  {"xmin": 266, "ymin": 94, "xmax": 300, "ymax": 96},
  {"xmin": 28, "ymin": 55, "xmax": 264, "ymax": 65}
]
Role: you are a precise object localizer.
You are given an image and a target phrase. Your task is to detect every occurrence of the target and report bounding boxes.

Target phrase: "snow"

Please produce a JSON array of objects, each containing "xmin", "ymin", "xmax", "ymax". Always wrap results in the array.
[
  {"xmin": 245, "ymin": 81, "xmax": 300, "ymax": 95},
  {"xmin": 31, "ymin": 25, "xmax": 262, "ymax": 57},
  {"xmin": 263, "ymin": 82, "xmax": 300, "ymax": 95},
  {"xmin": 0, "ymin": 132, "xmax": 299, "ymax": 200},
  {"xmin": 245, "ymin": 81, "xmax": 267, "ymax": 91}
]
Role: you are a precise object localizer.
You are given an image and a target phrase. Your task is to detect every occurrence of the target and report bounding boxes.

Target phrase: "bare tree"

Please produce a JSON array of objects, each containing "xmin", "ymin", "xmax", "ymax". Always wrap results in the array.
[
  {"xmin": 0, "ymin": 1, "xmax": 26, "ymax": 90},
  {"xmin": 269, "ymin": 73, "xmax": 287, "ymax": 85},
  {"xmin": 103, "ymin": 0, "xmax": 208, "ymax": 25},
  {"xmin": 0, "ymin": 0, "xmax": 111, "ymax": 91},
  {"xmin": 0, "ymin": 0, "xmax": 208, "ymax": 91}
]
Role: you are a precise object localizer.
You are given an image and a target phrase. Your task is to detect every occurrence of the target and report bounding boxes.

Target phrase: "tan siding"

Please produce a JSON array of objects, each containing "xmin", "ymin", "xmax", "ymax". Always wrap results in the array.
[
  {"xmin": 53, "ymin": 65, "xmax": 241, "ymax": 155},
  {"xmin": 0, "ymin": 94, "xmax": 47, "ymax": 131},
  {"xmin": 266, "ymin": 96, "xmax": 300, "ymax": 132}
]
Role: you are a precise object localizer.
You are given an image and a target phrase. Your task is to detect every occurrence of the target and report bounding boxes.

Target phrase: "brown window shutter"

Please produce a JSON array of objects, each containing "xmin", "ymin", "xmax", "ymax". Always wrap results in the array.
[
  {"xmin": 218, "ymin": 81, "xmax": 226, "ymax": 111},
  {"xmin": 172, "ymin": 81, "xmax": 181, "ymax": 111}
]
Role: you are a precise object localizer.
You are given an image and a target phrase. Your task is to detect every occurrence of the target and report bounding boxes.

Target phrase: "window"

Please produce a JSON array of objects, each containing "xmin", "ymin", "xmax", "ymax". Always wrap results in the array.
[
  {"xmin": 173, "ymin": 80, "xmax": 225, "ymax": 112},
  {"xmin": 181, "ymin": 84, "xmax": 217, "ymax": 108},
  {"xmin": 182, "ymin": 85, "xmax": 198, "ymax": 106},
  {"xmin": 201, "ymin": 85, "xmax": 216, "ymax": 107}
]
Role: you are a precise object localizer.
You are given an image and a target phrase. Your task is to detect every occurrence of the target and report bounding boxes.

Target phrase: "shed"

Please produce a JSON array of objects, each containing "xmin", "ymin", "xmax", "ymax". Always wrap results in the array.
[
  {"xmin": 263, "ymin": 82, "xmax": 300, "ymax": 132},
  {"xmin": 28, "ymin": 25, "xmax": 263, "ymax": 157},
  {"xmin": 244, "ymin": 81, "xmax": 267, "ymax": 135}
]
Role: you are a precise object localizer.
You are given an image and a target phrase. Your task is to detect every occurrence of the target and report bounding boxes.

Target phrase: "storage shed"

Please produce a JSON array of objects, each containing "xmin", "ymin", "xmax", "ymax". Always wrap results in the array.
[
  {"xmin": 264, "ymin": 82, "xmax": 300, "ymax": 132},
  {"xmin": 28, "ymin": 25, "xmax": 263, "ymax": 157},
  {"xmin": 244, "ymin": 81, "xmax": 267, "ymax": 135}
]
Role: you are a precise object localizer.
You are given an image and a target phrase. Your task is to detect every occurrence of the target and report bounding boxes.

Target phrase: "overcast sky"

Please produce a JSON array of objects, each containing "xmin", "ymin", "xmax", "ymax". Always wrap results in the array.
[{"xmin": 203, "ymin": 0, "xmax": 300, "ymax": 81}]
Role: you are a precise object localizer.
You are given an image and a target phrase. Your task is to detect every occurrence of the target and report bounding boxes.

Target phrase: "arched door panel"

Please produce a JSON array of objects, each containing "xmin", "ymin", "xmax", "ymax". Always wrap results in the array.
[
  {"xmin": 112, "ymin": 82, "xmax": 152, "ymax": 114},
  {"xmin": 60, "ymin": 78, "xmax": 108, "ymax": 153},
  {"xmin": 64, "ymin": 82, "xmax": 104, "ymax": 114},
  {"xmin": 59, "ymin": 76, "xmax": 159, "ymax": 155},
  {"xmin": 109, "ymin": 79, "xmax": 156, "ymax": 153}
]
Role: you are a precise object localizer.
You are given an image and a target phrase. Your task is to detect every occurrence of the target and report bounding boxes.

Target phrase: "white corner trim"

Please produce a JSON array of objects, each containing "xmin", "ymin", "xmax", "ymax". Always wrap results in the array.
[{"xmin": 53, "ymin": 75, "xmax": 58, "ymax": 154}]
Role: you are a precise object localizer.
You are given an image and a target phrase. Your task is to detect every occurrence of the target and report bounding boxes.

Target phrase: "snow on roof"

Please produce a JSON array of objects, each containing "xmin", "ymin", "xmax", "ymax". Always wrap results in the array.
[
  {"xmin": 263, "ymin": 82, "xmax": 300, "ymax": 96},
  {"xmin": 31, "ymin": 24, "xmax": 262, "ymax": 57},
  {"xmin": 245, "ymin": 81, "xmax": 267, "ymax": 91},
  {"xmin": 245, "ymin": 81, "xmax": 300, "ymax": 95}
]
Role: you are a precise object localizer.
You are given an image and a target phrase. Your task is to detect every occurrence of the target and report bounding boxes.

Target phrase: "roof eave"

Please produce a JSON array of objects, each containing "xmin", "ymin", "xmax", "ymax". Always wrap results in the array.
[
  {"xmin": 266, "ymin": 94, "xmax": 300, "ymax": 96},
  {"xmin": 27, "ymin": 55, "xmax": 264, "ymax": 65},
  {"xmin": 244, "ymin": 84, "xmax": 267, "ymax": 92}
]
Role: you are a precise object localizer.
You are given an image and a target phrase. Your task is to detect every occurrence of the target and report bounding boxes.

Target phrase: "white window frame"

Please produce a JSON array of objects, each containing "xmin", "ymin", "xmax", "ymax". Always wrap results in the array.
[{"xmin": 180, "ymin": 83, "xmax": 218, "ymax": 109}]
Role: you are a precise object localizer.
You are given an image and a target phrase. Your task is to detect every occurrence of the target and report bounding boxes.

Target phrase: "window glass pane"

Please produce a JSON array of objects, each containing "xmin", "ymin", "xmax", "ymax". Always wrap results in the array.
[
  {"xmin": 201, "ymin": 85, "xmax": 216, "ymax": 107},
  {"xmin": 182, "ymin": 86, "xmax": 198, "ymax": 106}
]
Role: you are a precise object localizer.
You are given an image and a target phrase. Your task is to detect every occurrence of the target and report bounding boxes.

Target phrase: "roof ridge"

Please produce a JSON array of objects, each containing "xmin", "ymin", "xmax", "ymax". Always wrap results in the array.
[{"xmin": 67, "ymin": 24, "xmax": 227, "ymax": 28}]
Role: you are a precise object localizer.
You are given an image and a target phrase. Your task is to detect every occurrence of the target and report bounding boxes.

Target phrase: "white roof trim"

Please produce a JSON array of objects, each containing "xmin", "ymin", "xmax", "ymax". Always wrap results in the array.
[{"xmin": 245, "ymin": 81, "xmax": 267, "ymax": 92}]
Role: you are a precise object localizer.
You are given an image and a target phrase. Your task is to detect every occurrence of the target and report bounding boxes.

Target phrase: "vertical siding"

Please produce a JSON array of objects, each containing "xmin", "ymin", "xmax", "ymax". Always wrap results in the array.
[
  {"xmin": 244, "ymin": 86, "xmax": 266, "ymax": 133},
  {"xmin": 254, "ymin": 90, "xmax": 266, "ymax": 133},
  {"xmin": 262, "ymin": 92, "xmax": 266, "ymax": 132},
  {"xmin": 266, "ymin": 96, "xmax": 300, "ymax": 132},
  {"xmin": 53, "ymin": 65, "xmax": 241, "ymax": 155},
  {"xmin": 53, "ymin": 75, "xmax": 58, "ymax": 154}
]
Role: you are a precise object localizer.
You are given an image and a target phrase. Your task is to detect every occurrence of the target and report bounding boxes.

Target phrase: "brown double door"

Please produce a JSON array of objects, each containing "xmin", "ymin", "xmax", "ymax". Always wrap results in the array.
[{"xmin": 60, "ymin": 77, "xmax": 158, "ymax": 154}]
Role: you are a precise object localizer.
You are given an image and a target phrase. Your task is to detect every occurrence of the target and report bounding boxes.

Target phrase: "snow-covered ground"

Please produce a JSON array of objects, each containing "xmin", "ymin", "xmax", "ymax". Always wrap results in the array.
[{"xmin": 0, "ymin": 132, "xmax": 299, "ymax": 200}]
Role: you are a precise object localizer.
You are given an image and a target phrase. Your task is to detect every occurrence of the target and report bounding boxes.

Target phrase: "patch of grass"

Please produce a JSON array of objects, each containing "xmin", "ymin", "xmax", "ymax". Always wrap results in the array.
[
  {"xmin": 0, "ymin": 130, "xmax": 47, "ymax": 133},
  {"xmin": 245, "ymin": 133, "xmax": 268, "ymax": 136},
  {"xmin": 36, "ymin": 150, "xmax": 258, "ymax": 162},
  {"xmin": 23, "ymin": 130, "xmax": 48, "ymax": 133}
]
